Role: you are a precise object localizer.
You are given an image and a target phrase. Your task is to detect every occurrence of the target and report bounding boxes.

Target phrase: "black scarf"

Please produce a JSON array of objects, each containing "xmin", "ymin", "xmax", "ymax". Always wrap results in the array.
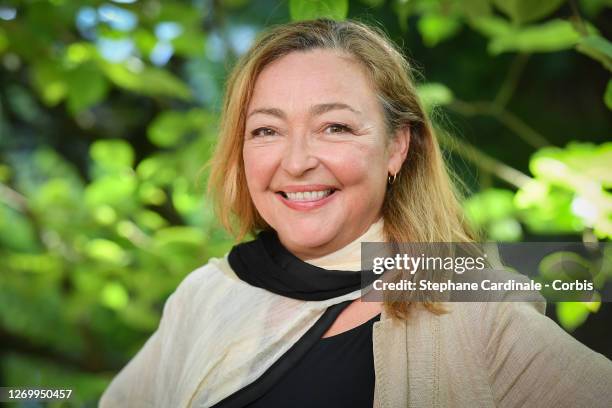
[{"xmin": 212, "ymin": 229, "xmax": 375, "ymax": 407}]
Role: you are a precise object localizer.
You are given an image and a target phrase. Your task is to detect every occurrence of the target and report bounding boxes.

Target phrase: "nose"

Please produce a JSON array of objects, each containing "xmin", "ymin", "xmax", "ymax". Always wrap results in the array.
[{"xmin": 280, "ymin": 133, "xmax": 319, "ymax": 177}]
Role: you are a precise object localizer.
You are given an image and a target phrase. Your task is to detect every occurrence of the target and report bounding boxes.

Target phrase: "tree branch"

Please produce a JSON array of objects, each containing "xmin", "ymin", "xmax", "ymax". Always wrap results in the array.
[
  {"xmin": 448, "ymin": 99, "xmax": 551, "ymax": 148},
  {"xmin": 569, "ymin": 0, "xmax": 589, "ymax": 36},
  {"xmin": 448, "ymin": 49, "xmax": 553, "ymax": 149},
  {"xmin": 0, "ymin": 182, "xmax": 28, "ymax": 212},
  {"xmin": 436, "ymin": 129, "xmax": 533, "ymax": 188},
  {"xmin": 494, "ymin": 53, "xmax": 530, "ymax": 108},
  {"xmin": 0, "ymin": 181, "xmax": 48, "ymax": 250}
]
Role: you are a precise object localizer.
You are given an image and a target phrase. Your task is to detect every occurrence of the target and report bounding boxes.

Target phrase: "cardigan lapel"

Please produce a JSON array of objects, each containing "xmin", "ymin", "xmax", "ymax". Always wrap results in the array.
[
  {"xmin": 372, "ymin": 311, "xmax": 408, "ymax": 408},
  {"xmin": 373, "ymin": 308, "xmax": 439, "ymax": 408},
  {"xmin": 407, "ymin": 309, "xmax": 439, "ymax": 407}
]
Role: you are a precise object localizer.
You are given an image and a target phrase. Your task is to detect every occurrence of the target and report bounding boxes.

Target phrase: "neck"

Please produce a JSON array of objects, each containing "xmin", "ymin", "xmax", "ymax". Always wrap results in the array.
[{"xmin": 302, "ymin": 217, "xmax": 385, "ymax": 271}]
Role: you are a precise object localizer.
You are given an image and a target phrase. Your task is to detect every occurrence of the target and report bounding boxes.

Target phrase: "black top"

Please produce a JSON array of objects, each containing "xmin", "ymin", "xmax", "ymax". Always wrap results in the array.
[{"xmin": 246, "ymin": 313, "xmax": 381, "ymax": 408}]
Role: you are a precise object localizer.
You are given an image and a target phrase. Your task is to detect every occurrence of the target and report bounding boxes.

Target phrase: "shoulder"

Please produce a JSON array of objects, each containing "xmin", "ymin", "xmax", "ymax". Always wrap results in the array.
[
  {"xmin": 179, "ymin": 255, "xmax": 238, "ymax": 287},
  {"xmin": 439, "ymin": 267, "xmax": 548, "ymax": 337},
  {"xmin": 162, "ymin": 255, "xmax": 242, "ymax": 315},
  {"xmin": 445, "ymin": 300, "xmax": 546, "ymax": 327},
  {"xmin": 440, "ymin": 300, "xmax": 547, "ymax": 352}
]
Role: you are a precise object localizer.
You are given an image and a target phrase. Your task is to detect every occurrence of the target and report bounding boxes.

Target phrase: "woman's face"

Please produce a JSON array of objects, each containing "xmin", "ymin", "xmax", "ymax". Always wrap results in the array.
[{"xmin": 243, "ymin": 49, "xmax": 408, "ymax": 259}]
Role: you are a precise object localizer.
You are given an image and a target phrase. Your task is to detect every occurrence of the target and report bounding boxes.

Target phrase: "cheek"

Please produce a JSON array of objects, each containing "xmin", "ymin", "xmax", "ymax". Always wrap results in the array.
[
  {"xmin": 322, "ymin": 142, "xmax": 388, "ymax": 187},
  {"xmin": 243, "ymin": 147, "xmax": 275, "ymax": 191}
]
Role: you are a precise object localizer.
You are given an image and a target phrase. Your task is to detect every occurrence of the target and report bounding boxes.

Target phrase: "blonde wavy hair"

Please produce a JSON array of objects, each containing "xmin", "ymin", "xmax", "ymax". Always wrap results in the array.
[{"xmin": 207, "ymin": 18, "xmax": 474, "ymax": 319}]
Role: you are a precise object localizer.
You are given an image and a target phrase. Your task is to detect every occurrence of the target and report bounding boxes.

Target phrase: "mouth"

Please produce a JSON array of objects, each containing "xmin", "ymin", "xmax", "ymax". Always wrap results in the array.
[{"xmin": 276, "ymin": 189, "xmax": 337, "ymax": 202}]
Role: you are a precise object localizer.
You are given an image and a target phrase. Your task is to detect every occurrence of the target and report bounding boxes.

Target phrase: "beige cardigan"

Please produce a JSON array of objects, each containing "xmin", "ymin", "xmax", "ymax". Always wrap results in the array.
[{"xmin": 100, "ymin": 219, "xmax": 612, "ymax": 408}]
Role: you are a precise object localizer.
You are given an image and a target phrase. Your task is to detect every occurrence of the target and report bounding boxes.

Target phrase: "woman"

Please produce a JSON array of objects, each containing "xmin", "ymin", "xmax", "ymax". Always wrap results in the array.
[{"xmin": 100, "ymin": 19, "xmax": 612, "ymax": 407}]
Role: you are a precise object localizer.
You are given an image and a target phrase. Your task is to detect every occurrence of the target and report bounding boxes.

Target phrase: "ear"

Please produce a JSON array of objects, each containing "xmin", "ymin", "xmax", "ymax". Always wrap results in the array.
[{"xmin": 387, "ymin": 126, "xmax": 410, "ymax": 175}]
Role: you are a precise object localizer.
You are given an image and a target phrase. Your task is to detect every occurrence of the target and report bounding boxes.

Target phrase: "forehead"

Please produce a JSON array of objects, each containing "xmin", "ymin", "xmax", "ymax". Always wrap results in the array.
[{"xmin": 248, "ymin": 49, "xmax": 379, "ymax": 113}]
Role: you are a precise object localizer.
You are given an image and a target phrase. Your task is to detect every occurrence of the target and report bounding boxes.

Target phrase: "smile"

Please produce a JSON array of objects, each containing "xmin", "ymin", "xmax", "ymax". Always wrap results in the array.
[
  {"xmin": 280, "ymin": 189, "xmax": 334, "ymax": 201},
  {"xmin": 275, "ymin": 186, "xmax": 338, "ymax": 211}
]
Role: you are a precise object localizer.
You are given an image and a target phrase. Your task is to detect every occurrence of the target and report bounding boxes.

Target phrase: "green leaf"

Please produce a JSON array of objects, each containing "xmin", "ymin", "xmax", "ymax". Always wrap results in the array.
[
  {"xmin": 0, "ymin": 27, "xmax": 8, "ymax": 55},
  {"xmin": 31, "ymin": 148, "xmax": 82, "ymax": 181},
  {"xmin": 464, "ymin": 189, "xmax": 523, "ymax": 241},
  {"xmin": 136, "ymin": 155, "xmax": 177, "ymax": 185},
  {"xmin": 464, "ymin": 188, "xmax": 517, "ymax": 227},
  {"xmin": 605, "ymin": 80, "xmax": 612, "ymax": 110},
  {"xmin": 34, "ymin": 178, "xmax": 80, "ymax": 210},
  {"xmin": 65, "ymin": 62, "xmax": 109, "ymax": 114},
  {"xmin": 417, "ymin": 13, "xmax": 462, "ymax": 47},
  {"xmin": 493, "ymin": 0, "xmax": 565, "ymax": 24},
  {"xmin": 289, "ymin": 0, "xmax": 349, "ymax": 21},
  {"xmin": 172, "ymin": 29, "xmax": 206, "ymax": 57},
  {"xmin": 524, "ymin": 143, "xmax": 612, "ymax": 238},
  {"xmin": 0, "ymin": 164, "xmax": 11, "ymax": 183},
  {"xmin": 100, "ymin": 281, "xmax": 130, "ymax": 311},
  {"xmin": 460, "ymin": 0, "xmax": 493, "ymax": 20},
  {"xmin": 84, "ymin": 173, "xmax": 137, "ymax": 209},
  {"xmin": 488, "ymin": 218, "xmax": 522, "ymax": 241},
  {"xmin": 65, "ymin": 42, "xmax": 96, "ymax": 65},
  {"xmin": 0, "ymin": 205, "xmax": 39, "ymax": 252},
  {"xmin": 134, "ymin": 209, "xmax": 168, "ymax": 231},
  {"xmin": 154, "ymin": 226, "xmax": 205, "ymax": 248},
  {"xmin": 92, "ymin": 205, "xmax": 117, "ymax": 226},
  {"xmin": 147, "ymin": 109, "xmax": 212, "ymax": 147},
  {"xmin": 31, "ymin": 62, "xmax": 67, "ymax": 106},
  {"xmin": 488, "ymin": 19, "xmax": 584, "ymax": 54},
  {"xmin": 133, "ymin": 28, "xmax": 158, "ymax": 57},
  {"xmin": 85, "ymin": 239, "xmax": 129, "ymax": 265},
  {"xmin": 417, "ymin": 83, "xmax": 454, "ymax": 109},
  {"xmin": 576, "ymin": 34, "xmax": 612, "ymax": 72},
  {"xmin": 172, "ymin": 177, "xmax": 201, "ymax": 216},
  {"xmin": 515, "ymin": 182, "xmax": 583, "ymax": 234},
  {"xmin": 584, "ymin": 293, "xmax": 602, "ymax": 312},
  {"xmin": 156, "ymin": 3, "xmax": 202, "ymax": 27},
  {"xmin": 147, "ymin": 111, "xmax": 190, "ymax": 147},
  {"xmin": 392, "ymin": 0, "xmax": 415, "ymax": 32},
  {"xmin": 530, "ymin": 143, "xmax": 612, "ymax": 188},
  {"xmin": 138, "ymin": 182, "xmax": 167, "ymax": 205},
  {"xmin": 90, "ymin": 139, "xmax": 135, "ymax": 171},
  {"xmin": 468, "ymin": 16, "xmax": 514, "ymax": 38},
  {"xmin": 6, "ymin": 253, "xmax": 62, "ymax": 275},
  {"xmin": 103, "ymin": 63, "xmax": 192, "ymax": 100},
  {"xmin": 556, "ymin": 302, "xmax": 590, "ymax": 331}
]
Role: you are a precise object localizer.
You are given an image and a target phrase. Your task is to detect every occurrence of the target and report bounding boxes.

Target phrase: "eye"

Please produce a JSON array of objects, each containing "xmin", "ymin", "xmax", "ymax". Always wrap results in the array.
[
  {"xmin": 324, "ymin": 123, "xmax": 352, "ymax": 134},
  {"xmin": 250, "ymin": 127, "xmax": 277, "ymax": 137}
]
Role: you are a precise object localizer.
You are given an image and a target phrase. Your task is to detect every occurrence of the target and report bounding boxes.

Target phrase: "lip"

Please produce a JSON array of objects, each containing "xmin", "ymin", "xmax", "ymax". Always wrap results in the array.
[
  {"xmin": 277, "ymin": 184, "xmax": 337, "ymax": 193},
  {"xmin": 275, "ymin": 185, "xmax": 338, "ymax": 211}
]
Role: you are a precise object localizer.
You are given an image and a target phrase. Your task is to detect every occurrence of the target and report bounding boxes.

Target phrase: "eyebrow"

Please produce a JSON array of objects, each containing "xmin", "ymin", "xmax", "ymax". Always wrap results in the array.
[{"xmin": 246, "ymin": 102, "xmax": 362, "ymax": 119}]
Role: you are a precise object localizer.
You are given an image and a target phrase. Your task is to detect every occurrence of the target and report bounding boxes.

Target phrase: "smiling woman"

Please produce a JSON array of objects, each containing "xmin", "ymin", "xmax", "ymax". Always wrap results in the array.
[
  {"xmin": 242, "ymin": 48, "xmax": 406, "ymax": 259},
  {"xmin": 99, "ymin": 18, "xmax": 612, "ymax": 408}
]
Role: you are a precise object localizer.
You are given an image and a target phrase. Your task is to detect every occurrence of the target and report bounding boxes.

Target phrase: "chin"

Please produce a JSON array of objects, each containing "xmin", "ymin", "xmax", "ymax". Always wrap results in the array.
[{"xmin": 276, "ymin": 222, "xmax": 338, "ymax": 255}]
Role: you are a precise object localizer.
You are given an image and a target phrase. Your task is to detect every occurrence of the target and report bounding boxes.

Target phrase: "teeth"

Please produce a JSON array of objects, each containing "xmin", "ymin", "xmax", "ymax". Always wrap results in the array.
[{"xmin": 284, "ymin": 189, "xmax": 333, "ymax": 201}]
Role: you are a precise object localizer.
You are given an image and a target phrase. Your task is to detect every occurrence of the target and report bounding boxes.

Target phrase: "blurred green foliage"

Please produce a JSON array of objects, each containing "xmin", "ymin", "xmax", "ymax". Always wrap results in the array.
[{"xmin": 0, "ymin": 0, "xmax": 610, "ymax": 406}]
